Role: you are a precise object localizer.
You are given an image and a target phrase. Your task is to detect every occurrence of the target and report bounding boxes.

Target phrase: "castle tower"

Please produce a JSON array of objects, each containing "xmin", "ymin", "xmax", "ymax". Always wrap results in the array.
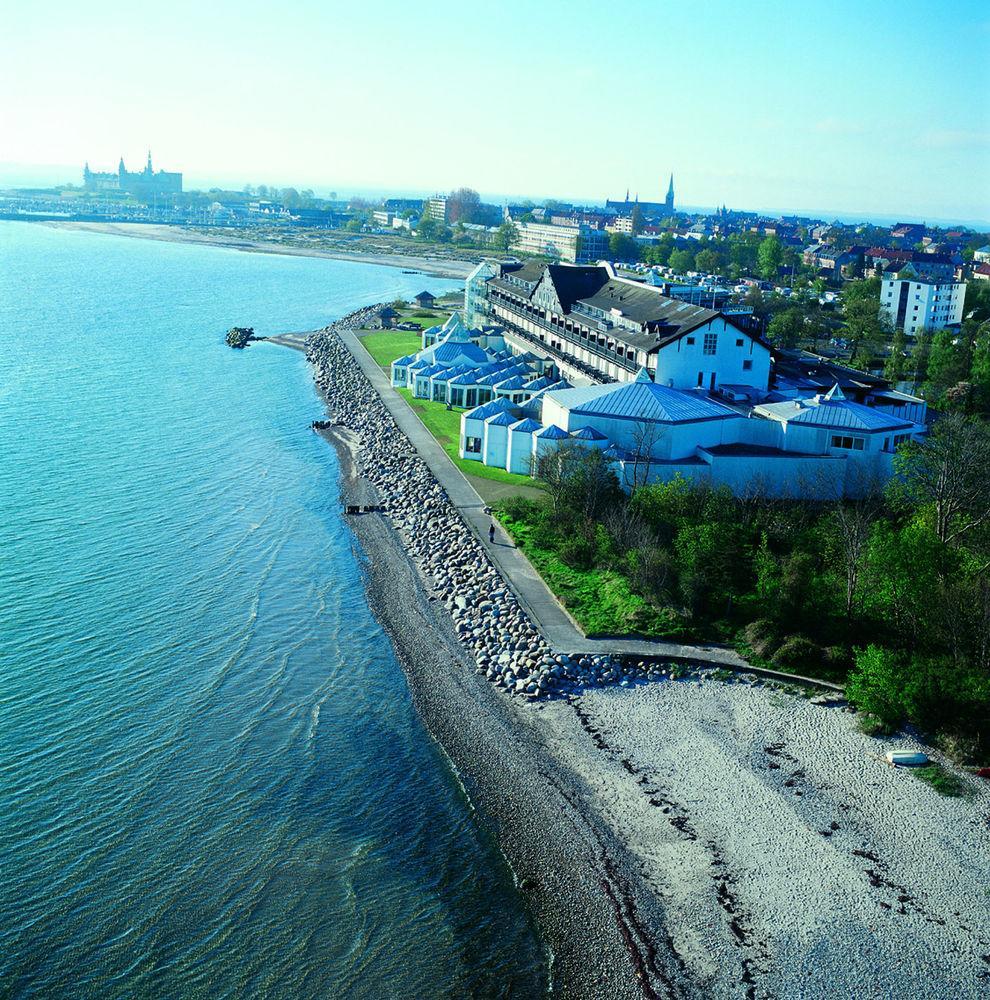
[{"xmin": 665, "ymin": 174, "xmax": 675, "ymax": 214}]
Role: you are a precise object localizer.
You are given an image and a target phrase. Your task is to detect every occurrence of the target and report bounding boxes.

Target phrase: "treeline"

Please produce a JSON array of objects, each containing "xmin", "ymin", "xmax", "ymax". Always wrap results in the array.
[{"xmin": 495, "ymin": 415, "xmax": 990, "ymax": 759}]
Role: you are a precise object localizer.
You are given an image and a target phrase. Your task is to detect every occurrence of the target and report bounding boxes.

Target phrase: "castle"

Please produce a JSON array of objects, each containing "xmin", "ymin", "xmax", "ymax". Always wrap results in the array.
[
  {"xmin": 605, "ymin": 174, "xmax": 675, "ymax": 218},
  {"xmin": 83, "ymin": 152, "xmax": 182, "ymax": 198}
]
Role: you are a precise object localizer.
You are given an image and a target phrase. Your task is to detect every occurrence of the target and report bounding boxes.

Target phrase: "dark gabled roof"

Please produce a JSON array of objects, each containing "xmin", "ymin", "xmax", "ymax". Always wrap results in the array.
[
  {"xmin": 415, "ymin": 290, "xmax": 435, "ymax": 299},
  {"xmin": 544, "ymin": 264, "xmax": 610, "ymax": 309},
  {"xmin": 773, "ymin": 349, "xmax": 888, "ymax": 391}
]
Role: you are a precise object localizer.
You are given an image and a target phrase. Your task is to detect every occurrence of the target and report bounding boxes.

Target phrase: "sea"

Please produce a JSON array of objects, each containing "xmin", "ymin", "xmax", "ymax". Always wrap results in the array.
[{"xmin": 0, "ymin": 222, "xmax": 546, "ymax": 998}]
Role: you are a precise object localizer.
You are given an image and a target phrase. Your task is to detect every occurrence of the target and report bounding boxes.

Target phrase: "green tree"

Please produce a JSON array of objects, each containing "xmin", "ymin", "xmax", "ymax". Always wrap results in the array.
[
  {"xmin": 767, "ymin": 307, "xmax": 805, "ymax": 349},
  {"xmin": 969, "ymin": 325, "xmax": 990, "ymax": 412},
  {"xmin": 609, "ymin": 232, "xmax": 641, "ymax": 262},
  {"xmin": 925, "ymin": 328, "xmax": 968, "ymax": 401},
  {"xmin": 695, "ymin": 248, "xmax": 720, "ymax": 274},
  {"xmin": 757, "ymin": 235, "xmax": 783, "ymax": 279},
  {"xmin": 494, "ymin": 220, "xmax": 518, "ymax": 252},
  {"xmin": 630, "ymin": 203, "xmax": 644, "ymax": 235},
  {"xmin": 884, "ymin": 327, "xmax": 908, "ymax": 382},
  {"xmin": 669, "ymin": 248, "xmax": 695, "ymax": 273}
]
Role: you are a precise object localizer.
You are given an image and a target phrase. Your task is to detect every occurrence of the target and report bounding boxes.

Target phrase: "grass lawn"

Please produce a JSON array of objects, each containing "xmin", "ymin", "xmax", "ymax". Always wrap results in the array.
[
  {"xmin": 912, "ymin": 764, "xmax": 973, "ymax": 798},
  {"xmin": 394, "ymin": 388, "xmax": 543, "ymax": 501},
  {"xmin": 357, "ymin": 330, "xmax": 423, "ymax": 369},
  {"xmin": 495, "ymin": 507, "xmax": 690, "ymax": 639},
  {"xmin": 396, "ymin": 310, "xmax": 451, "ymax": 330}
]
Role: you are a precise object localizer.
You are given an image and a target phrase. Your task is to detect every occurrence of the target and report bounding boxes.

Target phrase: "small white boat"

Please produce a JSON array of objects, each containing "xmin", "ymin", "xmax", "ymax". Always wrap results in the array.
[{"xmin": 886, "ymin": 750, "xmax": 929, "ymax": 766}]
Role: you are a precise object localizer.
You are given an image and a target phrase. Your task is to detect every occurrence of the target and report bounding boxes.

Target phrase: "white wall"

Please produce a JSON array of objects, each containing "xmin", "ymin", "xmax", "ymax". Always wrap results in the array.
[
  {"xmin": 655, "ymin": 318, "xmax": 771, "ymax": 391},
  {"xmin": 483, "ymin": 421, "xmax": 510, "ymax": 467},
  {"xmin": 507, "ymin": 430, "xmax": 535, "ymax": 474}
]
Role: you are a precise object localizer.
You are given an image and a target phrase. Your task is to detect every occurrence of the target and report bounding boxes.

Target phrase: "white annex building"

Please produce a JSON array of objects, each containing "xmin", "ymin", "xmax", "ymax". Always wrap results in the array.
[
  {"xmin": 392, "ymin": 263, "xmax": 929, "ymax": 500},
  {"xmin": 879, "ymin": 275, "xmax": 966, "ymax": 336}
]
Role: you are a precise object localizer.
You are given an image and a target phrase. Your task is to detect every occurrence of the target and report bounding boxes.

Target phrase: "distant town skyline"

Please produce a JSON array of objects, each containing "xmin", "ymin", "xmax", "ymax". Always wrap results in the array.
[{"xmin": 2, "ymin": 0, "xmax": 988, "ymax": 223}]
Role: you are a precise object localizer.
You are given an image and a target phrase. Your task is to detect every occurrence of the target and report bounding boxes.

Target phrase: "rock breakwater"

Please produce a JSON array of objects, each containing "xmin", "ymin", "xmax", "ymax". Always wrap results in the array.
[{"xmin": 307, "ymin": 308, "xmax": 657, "ymax": 700}]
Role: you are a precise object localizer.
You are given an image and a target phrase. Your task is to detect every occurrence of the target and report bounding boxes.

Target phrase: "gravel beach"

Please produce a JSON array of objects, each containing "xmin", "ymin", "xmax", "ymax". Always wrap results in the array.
[{"xmin": 307, "ymin": 312, "xmax": 990, "ymax": 999}]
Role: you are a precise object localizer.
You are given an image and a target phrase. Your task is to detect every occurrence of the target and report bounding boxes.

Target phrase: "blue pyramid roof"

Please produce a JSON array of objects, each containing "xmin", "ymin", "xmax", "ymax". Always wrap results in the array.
[
  {"xmin": 571, "ymin": 425, "xmax": 609, "ymax": 441},
  {"xmin": 509, "ymin": 418, "xmax": 543, "ymax": 433},
  {"xmin": 535, "ymin": 424, "xmax": 570, "ymax": 440},
  {"xmin": 486, "ymin": 411, "xmax": 517, "ymax": 427}
]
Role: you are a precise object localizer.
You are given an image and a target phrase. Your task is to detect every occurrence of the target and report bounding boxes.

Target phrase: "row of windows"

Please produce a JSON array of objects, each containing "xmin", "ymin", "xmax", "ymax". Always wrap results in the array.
[{"xmin": 831, "ymin": 435, "xmax": 865, "ymax": 451}]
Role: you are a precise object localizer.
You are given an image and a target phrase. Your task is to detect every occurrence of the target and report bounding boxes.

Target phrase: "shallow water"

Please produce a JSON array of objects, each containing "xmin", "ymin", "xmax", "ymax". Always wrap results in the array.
[{"xmin": 0, "ymin": 222, "xmax": 546, "ymax": 998}]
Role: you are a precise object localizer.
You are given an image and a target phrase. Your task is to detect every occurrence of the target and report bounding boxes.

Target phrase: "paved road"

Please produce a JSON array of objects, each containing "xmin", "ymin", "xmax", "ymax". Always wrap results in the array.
[{"xmin": 338, "ymin": 328, "xmax": 755, "ymax": 668}]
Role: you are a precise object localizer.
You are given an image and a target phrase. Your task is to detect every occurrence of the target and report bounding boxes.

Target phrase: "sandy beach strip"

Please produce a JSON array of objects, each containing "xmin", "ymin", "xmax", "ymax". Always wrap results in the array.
[{"xmin": 38, "ymin": 220, "xmax": 477, "ymax": 279}]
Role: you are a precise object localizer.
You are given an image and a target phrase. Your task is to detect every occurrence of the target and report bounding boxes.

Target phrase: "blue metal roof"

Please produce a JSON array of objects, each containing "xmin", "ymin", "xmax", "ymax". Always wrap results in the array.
[
  {"xmin": 494, "ymin": 375, "xmax": 528, "ymax": 390},
  {"xmin": 535, "ymin": 424, "xmax": 571, "ymax": 440},
  {"xmin": 433, "ymin": 341, "xmax": 489, "ymax": 365},
  {"xmin": 509, "ymin": 418, "xmax": 543, "ymax": 433},
  {"xmin": 486, "ymin": 411, "xmax": 517, "ymax": 428},
  {"xmin": 756, "ymin": 395, "xmax": 913, "ymax": 432},
  {"xmin": 571, "ymin": 425, "xmax": 609, "ymax": 441},
  {"xmin": 464, "ymin": 397, "xmax": 516, "ymax": 422},
  {"xmin": 547, "ymin": 382, "xmax": 737, "ymax": 424},
  {"xmin": 392, "ymin": 354, "xmax": 415, "ymax": 366}
]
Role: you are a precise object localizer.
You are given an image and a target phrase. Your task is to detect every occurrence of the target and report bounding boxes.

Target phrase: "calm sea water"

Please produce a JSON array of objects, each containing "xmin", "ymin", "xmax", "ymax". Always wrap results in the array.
[{"xmin": 0, "ymin": 223, "xmax": 546, "ymax": 998}]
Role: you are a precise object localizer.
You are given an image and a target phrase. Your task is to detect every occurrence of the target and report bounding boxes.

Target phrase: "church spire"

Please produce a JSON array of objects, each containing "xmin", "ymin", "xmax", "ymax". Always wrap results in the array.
[{"xmin": 146, "ymin": 149, "xmax": 153, "ymax": 174}]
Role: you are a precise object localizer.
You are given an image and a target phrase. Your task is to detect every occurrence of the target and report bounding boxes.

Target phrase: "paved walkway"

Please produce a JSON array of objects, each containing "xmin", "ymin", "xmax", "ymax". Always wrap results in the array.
[{"xmin": 339, "ymin": 328, "xmax": 757, "ymax": 669}]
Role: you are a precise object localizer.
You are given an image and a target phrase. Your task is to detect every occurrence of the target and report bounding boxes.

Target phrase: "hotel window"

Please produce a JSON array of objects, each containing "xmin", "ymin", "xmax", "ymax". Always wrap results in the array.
[
  {"xmin": 686, "ymin": 336, "xmax": 696, "ymax": 345},
  {"xmin": 736, "ymin": 338, "xmax": 744, "ymax": 347},
  {"xmin": 703, "ymin": 332, "xmax": 718, "ymax": 355},
  {"xmin": 465, "ymin": 437, "xmax": 482, "ymax": 454},
  {"xmin": 830, "ymin": 435, "xmax": 865, "ymax": 451},
  {"xmin": 743, "ymin": 359, "xmax": 753, "ymax": 371}
]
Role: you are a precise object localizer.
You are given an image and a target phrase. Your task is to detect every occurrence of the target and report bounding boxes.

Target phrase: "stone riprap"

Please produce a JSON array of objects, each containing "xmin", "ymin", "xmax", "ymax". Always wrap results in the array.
[{"xmin": 306, "ymin": 308, "xmax": 669, "ymax": 700}]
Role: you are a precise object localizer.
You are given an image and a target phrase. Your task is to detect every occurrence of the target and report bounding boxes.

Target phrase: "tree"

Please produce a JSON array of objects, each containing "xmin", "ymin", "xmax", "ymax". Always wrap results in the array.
[
  {"xmin": 925, "ymin": 328, "xmax": 969, "ymax": 401},
  {"xmin": 969, "ymin": 324, "xmax": 990, "ymax": 412},
  {"xmin": 895, "ymin": 414, "xmax": 990, "ymax": 545},
  {"xmin": 767, "ymin": 306, "xmax": 805, "ymax": 349},
  {"xmin": 695, "ymin": 248, "xmax": 720, "ymax": 274},
  {"xmin": 830, "ymin": 489, "xmax": 884, "ymax": 618},
  {"xmin": 608, "ymin": 232, "xmax": 640, "ymax": 262},
  {"xmin": 630, "ymin": 203, "xmax": 644, "ymax": 235},
  {"xmin": 669, "ymin": 248, "xmax": 694, "ymax": 273},
  {"xmin": 446, "ymin": 187, "xmax": 481, "ymax": 224},
  {"xmin": 884, "ymin": 327, "xmax": 908, "ymax": 382},
  {"xmin": 494, "ymin": 220, "xmax": 518, "ymax": 253},
  {"xmin": 757, "ymin": 235, "xmax": 783, "ymax": 279},
  {"xmin": 964, "ymin": 280, "xmax": 990, "ymax": 324}
]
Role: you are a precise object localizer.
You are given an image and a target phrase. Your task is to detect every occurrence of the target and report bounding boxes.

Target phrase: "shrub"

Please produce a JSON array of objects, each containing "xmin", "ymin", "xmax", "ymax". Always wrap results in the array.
[
  {"xmin": 773, "ymin": 635, "xmax": 825, "ymax": 671},
  {"xmin": 846, "ymin": 645, "xmax": 909, "ymax": 729},
  {"xmin": 912, "ymin": 764, "xmax": 971, "ymax": 798},
  {"xmin": 741, "ymin": 618, "xmax": 780, "ymax": 659},
  {"xmin": 496, "ymin": 495, "xmax": 538, "ymax": 524},
  {"xmin": 559, "ymin": 531, "xmax": 597, "ymax": 571}
]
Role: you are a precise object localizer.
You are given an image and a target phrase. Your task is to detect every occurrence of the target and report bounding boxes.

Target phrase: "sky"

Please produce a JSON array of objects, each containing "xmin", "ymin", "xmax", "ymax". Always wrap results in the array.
[{"xmin": 2, "ymin": 0, "xmax": 989, "ymax": 225}]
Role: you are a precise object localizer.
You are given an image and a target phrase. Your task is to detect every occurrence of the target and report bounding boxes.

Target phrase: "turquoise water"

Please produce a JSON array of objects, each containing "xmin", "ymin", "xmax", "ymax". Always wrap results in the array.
[{"xmin": 0, "ymin": 223, "xmax": 545, "ymax": 998}]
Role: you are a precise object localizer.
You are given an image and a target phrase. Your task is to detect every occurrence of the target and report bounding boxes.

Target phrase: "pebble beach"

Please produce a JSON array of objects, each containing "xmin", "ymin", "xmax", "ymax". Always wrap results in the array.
[{"xmin": 305, "ymin": 309, "xmax": 990, "ymax": 999}]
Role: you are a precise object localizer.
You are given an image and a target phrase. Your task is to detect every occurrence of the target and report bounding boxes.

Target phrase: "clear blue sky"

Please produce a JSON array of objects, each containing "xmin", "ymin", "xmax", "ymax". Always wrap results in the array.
[{"xmin": 2, "ymin": 0, "xmax": 988, "ymax": 223}]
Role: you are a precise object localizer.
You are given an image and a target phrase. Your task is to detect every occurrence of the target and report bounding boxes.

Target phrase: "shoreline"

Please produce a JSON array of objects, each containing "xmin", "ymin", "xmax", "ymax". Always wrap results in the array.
[
  {"xmin": 33, "ymin": 220, "xmax": 476, "ymax": 280},
  {"xmin": 302, "ymin": 309, "xmax": 990, "ymax": 998}
]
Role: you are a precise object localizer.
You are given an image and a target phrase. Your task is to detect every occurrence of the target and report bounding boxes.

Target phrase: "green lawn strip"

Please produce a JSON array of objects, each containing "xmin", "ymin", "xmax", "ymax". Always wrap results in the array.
[
  {"xmin": 911, "ymin": 763, "xmax": 973, "ymax": 798},
  {"xmin": 357, "ymin": 331, "xmax": 423, "ymax": 369},
  {"xmin": 395, "ymin": 311, "xmax": 450, "ymax": 330},
  {"xmin": 496, "ymin": 512, "xmax": 685, "ymax": 639},
  {"xmin": 393, "ymin": 388, "xmax": 540, "ymax": 490}
]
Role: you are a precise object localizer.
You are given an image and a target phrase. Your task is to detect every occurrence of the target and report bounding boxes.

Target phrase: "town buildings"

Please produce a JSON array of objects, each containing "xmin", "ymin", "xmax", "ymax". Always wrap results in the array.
[
  {"xmin": 425, "ymin": 196, "xmax": 449, "ymax": 223},
  {"xmin": 83, "ymin": 152, "xmax": 181, "ymax": 198},
  {"xmin": 879, "ymin": 275, "xmax": 966, "ymax": 336}
]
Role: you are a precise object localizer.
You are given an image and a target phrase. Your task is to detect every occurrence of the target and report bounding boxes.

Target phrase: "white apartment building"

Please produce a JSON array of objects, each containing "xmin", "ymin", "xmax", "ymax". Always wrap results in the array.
[
  {"xmin": 512, "ymin": 221, "xmax": 609, "ymax": 264},
  {"xmin": 880, "ymin": 276, "xmax": 966, "ymax": 336}
]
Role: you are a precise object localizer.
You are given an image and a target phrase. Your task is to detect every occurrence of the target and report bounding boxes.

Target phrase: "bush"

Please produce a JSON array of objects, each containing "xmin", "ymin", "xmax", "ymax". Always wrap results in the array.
[
  {"xmin": 772, "ymin": 635, "xmax": 825, "ymax": 671},
  {"xmin": 559, "ymin": 531, "xmax": 597, "ymax": 571},
  {"xmin": 741, "ymin": 618, "xmax": 780, "ymax": 659},
  {"xmin": 846, "ymin": 645, "xmax": 909, "ymax": 729},
  {"xmin": 496, "ymin": 495, "xmax": 538, "ymax": 524}
]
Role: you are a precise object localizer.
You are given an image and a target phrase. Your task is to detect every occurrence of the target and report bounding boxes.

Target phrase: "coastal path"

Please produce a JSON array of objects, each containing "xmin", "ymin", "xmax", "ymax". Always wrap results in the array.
[{"xmin": 339, "ymin": 327, "xmax": 754, "ymax": 669}]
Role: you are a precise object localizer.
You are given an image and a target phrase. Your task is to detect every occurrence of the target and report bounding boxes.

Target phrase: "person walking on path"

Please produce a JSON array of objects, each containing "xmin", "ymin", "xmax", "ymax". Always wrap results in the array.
[{"xmin": 488, "ymin": 521, "xmax": 496, "ymax": 544}]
